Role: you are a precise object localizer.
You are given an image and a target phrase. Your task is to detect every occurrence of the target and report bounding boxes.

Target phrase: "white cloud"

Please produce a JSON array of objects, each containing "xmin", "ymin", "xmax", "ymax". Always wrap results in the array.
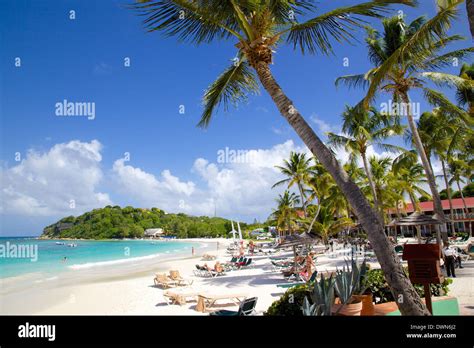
[
  {"xmin": 310, "ymin": 114, "xmax": 340, "ymax": 135},
  {"xmin": 112, "ymin": 158, "xmax": 198, "ymax": 213},
  {"xmin": 111, "ymin": 140, "xmax": 306, "ymax": 221},
  {"xmin": 0, "ymin": 140, "xmax": 112, "ymax": 216}
]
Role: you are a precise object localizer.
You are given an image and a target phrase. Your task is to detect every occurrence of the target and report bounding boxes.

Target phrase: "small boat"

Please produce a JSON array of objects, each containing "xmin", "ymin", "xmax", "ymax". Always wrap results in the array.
[
  {"xmin": 55, "ymin": 242, "xmax": 65, "ymax": 245},
  {"xmin": 67, "ymin": 243, "xmax": 77, "ymax": 248}
]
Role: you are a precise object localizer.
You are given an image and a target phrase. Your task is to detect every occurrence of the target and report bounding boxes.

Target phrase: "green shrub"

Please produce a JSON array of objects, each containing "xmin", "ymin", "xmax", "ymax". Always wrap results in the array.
[
  {"xmin": 265, "ymin": 285, "xmax": 311, "ymax": 316},
  {"xmin": 363, "ymin": 268, "xmax": 452, "ymax": 304}
]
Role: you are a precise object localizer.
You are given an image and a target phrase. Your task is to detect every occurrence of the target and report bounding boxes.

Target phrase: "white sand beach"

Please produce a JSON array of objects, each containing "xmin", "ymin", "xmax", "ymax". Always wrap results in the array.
[{"xmin": 1, "ymin": 238, "xmax": 472, "ymax": 315}]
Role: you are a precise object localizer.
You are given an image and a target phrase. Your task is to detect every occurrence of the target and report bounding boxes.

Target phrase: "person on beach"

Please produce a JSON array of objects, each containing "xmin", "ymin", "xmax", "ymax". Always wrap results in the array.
[
  {"xmin": 214, "ymin": 261, "xmax": 224, "ymax": 274},
  {"xmin": 442, "ymin": 244, "xmax": 456, "ymax": 278},
  {"xmin": 305, "ymin": 252, "xmax": 315, "ymax": 277},
  {"xmin": 249, "ymin": 241, "xmax": 255, "ymax": 256},
  {"xmin": 239, "ymin": 243, "xmax": 245, "ymax": 257},
  {"xmin": 192, "ymin": 246, "xmax": 195, "ymax": 256}
]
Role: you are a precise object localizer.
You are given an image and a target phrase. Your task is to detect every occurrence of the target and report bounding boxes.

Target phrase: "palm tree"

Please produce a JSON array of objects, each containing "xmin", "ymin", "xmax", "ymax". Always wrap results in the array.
[
  {"xmin": 416, "ymin": 109, "xmax": 457, "ymax": 233},
  {"xmin": 336, "ymin": 8, "xmax": 473, "ymax": 244},
  {"xmin": 367, "ymin": 156, "xmax": 393, "ymax": 217},
  {"xmin": 437, "ymin": 0, "xmax": 474, "ymax": 40},
  {"xmin": 271, "ymin": 190, "xmax": 300, "ymax": 236},
  {"xmin": 310, "ymin": 206, "xmax": 354, "ymax": 245},
  {"xmin": 328, "ymin": 105, "xmax": 404, "ymax": 217},
  {"xmin": 449, "ymin": 157, "xmax": 472, "ymax": 233},
  {"xmin": 273, "ymin": 152, "xmax": 313, "ymax": 215},
  {"xmin": 132, "ymin": 0, "xmax": 429, "ymax": 315},
  {"xmin": 393, "ymin": 160, "xmax": 429, "ymax": 211},
  {"xmin": 456, "ymin": 62, "xmax": 474, "ymax": 114}
]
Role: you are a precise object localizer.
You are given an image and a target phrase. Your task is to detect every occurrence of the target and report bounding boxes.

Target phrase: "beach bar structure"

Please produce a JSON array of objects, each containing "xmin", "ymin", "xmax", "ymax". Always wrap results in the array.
[
  {"xmin": 388, "ymin": 198, "xmax": 474, "ymax": 235},
  {"xmin": 392, "ymin": 212, "xmax": 444, "ymax": 243},
  {"xmin": 144, "ymin": 228, "xmax": 164, "ymax": 238}
]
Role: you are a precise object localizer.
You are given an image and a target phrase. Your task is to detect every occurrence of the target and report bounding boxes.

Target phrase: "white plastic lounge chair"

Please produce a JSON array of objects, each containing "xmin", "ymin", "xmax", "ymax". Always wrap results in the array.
[
  {"xmin": 195, "ymin": 292, "xmax": 248, "ymax": 312},
  {"xmin": 163, "ymin": 288, "xmax": 199, "ymax": 306}
]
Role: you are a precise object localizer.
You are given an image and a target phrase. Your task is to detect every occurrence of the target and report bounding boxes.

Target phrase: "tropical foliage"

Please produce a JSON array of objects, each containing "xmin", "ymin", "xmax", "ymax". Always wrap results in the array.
[{"xmin": 42, "ymin": 206, "xmax": 236, "ymax": 239}]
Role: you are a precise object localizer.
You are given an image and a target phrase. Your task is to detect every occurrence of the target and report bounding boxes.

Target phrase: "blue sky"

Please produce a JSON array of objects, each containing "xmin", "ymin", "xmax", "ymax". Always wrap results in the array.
[{"xmin": 1, "ymin": 0, "xmax": 472, "ymax": 236}]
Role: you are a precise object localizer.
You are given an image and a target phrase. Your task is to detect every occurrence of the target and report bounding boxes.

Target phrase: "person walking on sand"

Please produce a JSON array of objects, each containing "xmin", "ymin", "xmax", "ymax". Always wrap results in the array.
[
  {"xmin": 442, "ymin": 244, "xmax": 456, "ymax": 278},
  {"xmin": 239, "ymin": 243, "xmax": 245, "ymax": 257},
  {"xmin": 305, "ymin": 252, "xmax": 315, "ymax": 277}
]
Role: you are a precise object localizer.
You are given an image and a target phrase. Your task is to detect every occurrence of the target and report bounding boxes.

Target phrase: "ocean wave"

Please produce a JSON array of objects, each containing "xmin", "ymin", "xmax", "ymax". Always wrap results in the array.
[{"xmin": 68, "ymin": 253, "xmax": 162, "ymax": 270}]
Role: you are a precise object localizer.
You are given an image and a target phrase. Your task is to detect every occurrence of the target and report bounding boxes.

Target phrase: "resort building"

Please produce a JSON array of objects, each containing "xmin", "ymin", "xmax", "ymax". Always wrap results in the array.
[
  {"xmin": 144, "ymin": 228, "xmax": 164, "ymax": 238},
  {"xmin": 388, "ymin": 197, "xmax": 474, "ymax": 235}
]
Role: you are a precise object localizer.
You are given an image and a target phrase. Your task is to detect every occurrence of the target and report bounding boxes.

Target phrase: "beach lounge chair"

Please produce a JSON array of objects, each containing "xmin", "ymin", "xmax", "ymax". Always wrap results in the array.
[
  {"xmin": 168, "ymin": 270, "xmax": 193, "ymax": 286},
  {"xmin": 236, "ymin": 258, "xmax": 252, "ymax": 269},
  {"xmin": 194, "ymin": 265, "xmax": 225, "ymax": 278},
  {"xmin": 202, "ymin": 253, "xmax": 216, "ymax": 261},
  {"xmin": 276, "ymin": 270, "xmax": 318, "ymax": 288},
  {"xmin": 210, "ymin": 297, "xmax": 258, "ymax": 316},
  {"xmin": 163, "ymin": 288, "xmax": 199, "ymax": 306},
  {"xmin": 193, "ymin": 264, "xmax": 205, "ymax": 277},
  {"xmin": 468, "ymin": 245, "xmax": 474, "ymax": 260},
  {"xmin": 195, "ymin": 292, "xmax": 248, "ymax": 312},
  {"xmin": 154, "ymin": 273, "xmax": 180, "ymax": 289}
]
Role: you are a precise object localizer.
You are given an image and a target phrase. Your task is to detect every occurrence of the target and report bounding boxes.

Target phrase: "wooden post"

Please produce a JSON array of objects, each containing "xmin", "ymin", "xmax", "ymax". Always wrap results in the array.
[{"xmin": 424, "ymin": 283, "xmax": 433, "ymax": 314}]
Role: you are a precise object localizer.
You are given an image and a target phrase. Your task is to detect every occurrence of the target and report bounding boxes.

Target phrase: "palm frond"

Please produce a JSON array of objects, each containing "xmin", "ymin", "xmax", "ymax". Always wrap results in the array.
[
  {"xmin": 130, "ymin": 0, "xmax": 243, "ymax": 43},
  {"xmin": 421, "ymin": 47, "xmax": 474, "ymax": 71},
  {"xmin": 198, "ymin": 58, "xmax": 259, "ymax": 128},
  {"xmin": 423, "ymin": 87, "xmax": 473, "ymax": 126},
  {"xmin": 421, "ymin": 71, "xmax": 474, "ymax": 89},
  {"xmin": 335, "ymin": 73, "xmax": 371, "ymax": 90},
  {"xmin": 364, "ymin": 1, "xmax": 461, "ymax": 107},
  {"xmin": 286, "ymin": 1, "xmax": 416, "ymax": 55}
]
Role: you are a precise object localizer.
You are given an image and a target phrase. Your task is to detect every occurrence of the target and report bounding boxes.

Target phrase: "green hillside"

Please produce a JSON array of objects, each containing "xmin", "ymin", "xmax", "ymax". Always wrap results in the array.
[{"xmin": 41, "ymin": 205, "xmax": 240, "ymax": 239}]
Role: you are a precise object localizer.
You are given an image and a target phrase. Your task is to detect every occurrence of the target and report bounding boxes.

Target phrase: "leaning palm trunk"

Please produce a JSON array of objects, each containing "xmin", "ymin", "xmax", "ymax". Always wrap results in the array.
[
  {"xmin": 401, "ymin": 93, "xmax": 448, "ymax": 245},
  {"xmin": 441, "ymin": 160, "xmax": 457, "ymax": 234},
  {"xmin": 467, "ymin": 0, "xmax": 474, "ymax": 39},
  {"xmin": 456, "ymin": 179, "xmax": 472, "ymax": 235},
  {"xmin": 255, "ymin": 61, "xmax": 429, "ymax": 315},
  {"xmin": 361, "ymin": 152, "xmax": 382, "ymax": 221}
]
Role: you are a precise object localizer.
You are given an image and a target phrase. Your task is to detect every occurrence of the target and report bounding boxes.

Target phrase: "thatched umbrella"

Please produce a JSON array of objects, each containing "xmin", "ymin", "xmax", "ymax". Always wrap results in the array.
[
  {"xmin": 276, "ymin": 232, "xmax": 319, "ymax": 274},
  {"xmin": 386, "ymin": 218, "xmax": 399, "ymax": 242},
  {"xmin": 394, "ymin": 212, "xmax": 443, "ymax": 243}
]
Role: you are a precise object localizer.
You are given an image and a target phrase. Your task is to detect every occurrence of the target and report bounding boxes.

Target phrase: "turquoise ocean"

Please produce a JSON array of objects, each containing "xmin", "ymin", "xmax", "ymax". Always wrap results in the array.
[{"xmin": 0, "ymin": 237, "xmax": 200, "ymax": 279}]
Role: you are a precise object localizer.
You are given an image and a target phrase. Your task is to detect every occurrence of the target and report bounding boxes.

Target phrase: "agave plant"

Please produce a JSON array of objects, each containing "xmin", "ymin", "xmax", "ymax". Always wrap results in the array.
[
  {"xmin": 302, "ymin": 274, "xmax": 335, "ymax": 316},
  {"xmin": 334, "ymin": 259, "xmax": 368, "ymax": 305}
]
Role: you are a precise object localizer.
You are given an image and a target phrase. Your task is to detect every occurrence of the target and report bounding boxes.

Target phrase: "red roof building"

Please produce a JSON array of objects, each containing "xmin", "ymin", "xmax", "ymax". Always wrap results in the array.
[{"xmin": 388, "ymin": 197, "xmax": 473, "ymax": 235}]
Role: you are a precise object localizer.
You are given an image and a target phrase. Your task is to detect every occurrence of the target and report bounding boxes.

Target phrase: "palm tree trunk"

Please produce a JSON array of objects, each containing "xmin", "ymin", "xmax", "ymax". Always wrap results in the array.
[
  {"xmin": 441, "ymin": 159, "xmax": 457, "ymax": 234},
  {"xmin": 298, "ymin": 183, "xmax": 307, "ymax": 217},
  {"xmin": 456, "ymin": 179, "xmax": 472, "ymax": 235},
  {"xmin": 409, "ymin": 192, "xmax": 422, "ymax": 243},
  {"xmin": 255, "ymin": 61, "xmax": 429, "ymax": 315},
  {"xmin": 467, "ymin": 0, "xmax": 474, "ymax": 39},
  {"xmin": 401, "ymin": 93, "xmax": 448, "ymax": 246},
  {"xmin": 361, "ymin": 151, "xmax": 382, "ymax": 221}
]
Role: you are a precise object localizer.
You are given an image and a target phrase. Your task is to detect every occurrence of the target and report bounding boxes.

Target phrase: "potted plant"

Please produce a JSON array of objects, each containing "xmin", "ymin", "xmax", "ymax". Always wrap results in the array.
[
  {"xmin": 332, "ymin": 260, "xmax": 370, "ymax": 316},
  {"xmin": 302, "ymin": 274, "xmax": 336, "ymax": 316}
]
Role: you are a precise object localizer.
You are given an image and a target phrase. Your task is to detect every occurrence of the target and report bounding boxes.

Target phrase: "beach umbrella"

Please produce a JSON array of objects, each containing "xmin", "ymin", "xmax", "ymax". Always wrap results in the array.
[
  {"xmin": 275, "ymin": 232, "xmax": 319, "ymax": 272},
  {"xmin": 394, "ymin": 212, "xmax": 442, "ymax": 243},
  {"xmin": 237, "ymin": 221, "xmax": 243, "ymax": 241}
]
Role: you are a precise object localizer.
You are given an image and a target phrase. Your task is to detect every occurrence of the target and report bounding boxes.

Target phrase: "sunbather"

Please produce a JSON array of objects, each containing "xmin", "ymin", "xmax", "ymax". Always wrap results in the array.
[{"xmin": 214, "ymin": 261, "xmax": 224, "ymax": 274}]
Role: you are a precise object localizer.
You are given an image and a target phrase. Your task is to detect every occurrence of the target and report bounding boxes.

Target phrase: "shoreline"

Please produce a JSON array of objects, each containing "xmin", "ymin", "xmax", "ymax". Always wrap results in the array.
[
  {"xmin": 0, "ymin": 238, "xmax": 225, "ymax": 314},
  {"xmin": 1, "ymin": 238, "xmax": 472, "ymax": 315}
]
